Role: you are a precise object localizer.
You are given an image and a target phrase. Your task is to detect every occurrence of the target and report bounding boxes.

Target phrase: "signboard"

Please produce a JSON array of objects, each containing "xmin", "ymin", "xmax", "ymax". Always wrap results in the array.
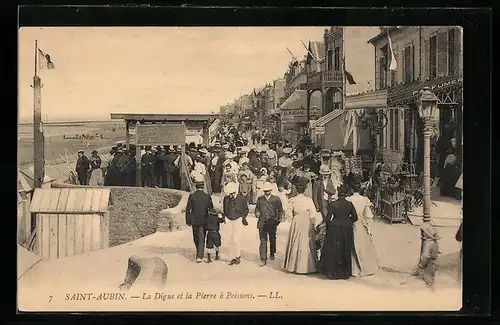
[
  {"xmin": 135, "ymin": 123, "xmax": 186, "ymax": 146},
  {"xmin": 315, "ymin": 126, "xmax": 326, "ymax": 135},
  {"xmin": 388, "ymin": 75, "xmax": 463, "ymax": 106}
]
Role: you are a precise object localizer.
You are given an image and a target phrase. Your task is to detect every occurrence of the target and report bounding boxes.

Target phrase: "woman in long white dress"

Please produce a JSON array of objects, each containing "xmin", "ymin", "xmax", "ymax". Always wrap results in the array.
[
  {"xmin": 282, "ymin": 177, "xmax": 320, "ymax": 274},
  {"xmin": 346, "ymin": 179, "xmax": 380, "ymax": 277}
]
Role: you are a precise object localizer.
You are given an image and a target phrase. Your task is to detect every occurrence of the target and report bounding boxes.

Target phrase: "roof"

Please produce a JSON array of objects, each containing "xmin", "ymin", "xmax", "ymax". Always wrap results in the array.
[
  {"xmin": 19, "ymin": 167, "xmax": 54, "ymax": 190},
  {"xmin": 29, "ymin": 188, "xmax": 112, "ymax": 214},
  {"xmin": 367, "ymin": 26, "xmax": 404, "ymax": 45},
  {"xmin": 312, "ymin": 109, "xmax": 344, "ymax": 127},
  {"xmin": 309, "ymin": 41, "xmax": 325, "ymax": 61},
  {"xmin": 110, "ymin": 113, "xmax": 219, "ymax": 122},
  {"xmin": 18, "ymin": 171, "xmax": 32, "ymax": 192}
]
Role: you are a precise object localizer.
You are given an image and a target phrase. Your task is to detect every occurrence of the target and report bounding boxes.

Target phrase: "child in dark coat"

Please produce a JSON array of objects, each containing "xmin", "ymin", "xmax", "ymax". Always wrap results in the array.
[{"xmin": 205, "ymin": 207, "xmax": 225, "ymax": 263}]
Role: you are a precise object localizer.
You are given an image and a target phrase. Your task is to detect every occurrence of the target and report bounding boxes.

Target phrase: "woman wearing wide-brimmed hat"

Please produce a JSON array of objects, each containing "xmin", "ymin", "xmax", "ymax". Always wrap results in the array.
[
  {"xmin": 282, "ymin": 176, "xmax": 320, "ymax": 274},
  {"xmin": 89, "ymin": 150, "xmax": 104, "ymax": 186}
]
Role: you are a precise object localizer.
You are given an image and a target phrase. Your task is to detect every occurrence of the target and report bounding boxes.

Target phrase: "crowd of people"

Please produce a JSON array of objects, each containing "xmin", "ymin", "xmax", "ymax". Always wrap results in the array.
[
  {"xmin": 73, "ymin": 120, "xmax": 459, "ymax": 287},
  {"xmin": 183, "ymin": 121, "xmax": 382, "ymax": 282}
]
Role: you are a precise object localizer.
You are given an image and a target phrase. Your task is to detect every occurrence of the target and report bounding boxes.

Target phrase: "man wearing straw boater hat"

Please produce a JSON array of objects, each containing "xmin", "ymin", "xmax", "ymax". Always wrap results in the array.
[
  {"xmin": 185, "ymin": 179, "xmax": 214, "ymax": 263},
  {"xmin": 255, "ymin": 181, "xmax": 284, "ymax": 267},
  {"xmin": 222, "ymin": 182, "xmax": 249, "ymax": 266},
  {"xmin": 312, "ymin": 165, "xmax": 337, "ymax": 221}
]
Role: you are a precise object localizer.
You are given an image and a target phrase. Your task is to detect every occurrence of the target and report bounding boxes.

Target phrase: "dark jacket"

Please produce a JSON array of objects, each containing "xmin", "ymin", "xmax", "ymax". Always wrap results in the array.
[
  {"xmin": 254, "ymin": 194, "xmax": 283, "ymax": 228},
  {"xmin": 455, "ymin": 222, "xmax": 463, "ymax": 242},
  {"xmin": 76, "ymin": 155, "xmax": 90, "ymax": 174},
  {"xmin": 223, "ymin": 194, "xmax": 249, "ymax": 221},
  {"xmin": 326, "ymin": 197, "xmax": 358, "ymax": 227},
  {"xmin": 206, "ymin": 211, "xmax": 225, "ymax": 232},
  {"xmin": 186, "ymin": 189, "xmax": 214, "ymax": 226},
  {"xmin": 312, "ymin": 177, "xmax": 337, "ymax": 217}
]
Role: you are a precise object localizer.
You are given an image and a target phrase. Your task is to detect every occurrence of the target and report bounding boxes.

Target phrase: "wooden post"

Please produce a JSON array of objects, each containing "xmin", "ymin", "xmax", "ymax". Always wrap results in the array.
[
  {"xmin": 135, "ymin": 122, "xmax": 141, "ymax": 187},
  {"xmin": 125, "ymin": 121, "xmax": 130, "ymax": 151},
  {"xmin": 202, "ymin": 121, "xmax": 209, "ymax": 146},
  {"xmin": 33, "ymin": 40, "xmax": 45, "ymax": 189}
]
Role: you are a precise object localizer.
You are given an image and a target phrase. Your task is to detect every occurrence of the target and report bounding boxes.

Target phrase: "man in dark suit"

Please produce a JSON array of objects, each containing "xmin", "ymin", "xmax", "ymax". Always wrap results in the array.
[
  {"xmin": 185, "ymin": 181, "xmax": 214, "ymax": 263},
  {"xmin": 255, "ymin": 182, "xmax": 284, "ymax": 267},
  {"xmin": 312, "ymin": 165, "xmax": 337, "ymax": 221},
  {"xmin": 76, "ymin": 149, "xmax": 90, "ymax": 185}
]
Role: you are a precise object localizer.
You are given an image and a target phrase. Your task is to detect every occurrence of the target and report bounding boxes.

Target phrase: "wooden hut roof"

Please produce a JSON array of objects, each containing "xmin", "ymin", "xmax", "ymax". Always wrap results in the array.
[{"xmin": 29, "ymin": 188, "xmax": 111, "ymax": 214}]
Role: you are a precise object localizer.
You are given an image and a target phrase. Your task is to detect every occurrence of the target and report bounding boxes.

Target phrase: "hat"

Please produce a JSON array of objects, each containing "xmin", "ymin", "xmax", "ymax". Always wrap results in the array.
[
  {"xmin": 332, "ymin": 151, "xmax": 344, "ymax": 157},
  {"xmin": 225, "ymin": 182, "xmax": 238, "ymax": 195},
  {"xmin": 262, "ymin": 182, "xmax": 274, "ymax": 192},
  {"xmin": 320, "ymin": 149, "xmax": 331, "ymax": 157},
  {"xmin": 283, "ymin": 147, "xmax": 293, "ymax": 154},
  {"xmin": 319, "ymin": 165, "xmax": 332, "ymax": 175},
  {"xmin": 199, "ymin": 148, "xmax": 209, "ymax": 155},
  {"xmin": 116, "ymin": 143, "xmax": 123, "ymax": 148},
  {"xmin": 78, "ymin": 149, "xmax": 84, "ymax": 153},
  {"xmin": 260, "ymin": 167, "xmax": 268, "ymax": 174},
  {"xmin": 254, "ymin": 147, "xmax": 262, "ymax": 153},
  {"xmin": 239, "ymin": 157, "xmax": 250, "ymax": 166},
  {"xmin": 91, "ymin": 149, "xmax": 98, "ymax": 155},
  {"xmin": 240, "ymin": 146, "xmax": 249, "ymax": 153}
]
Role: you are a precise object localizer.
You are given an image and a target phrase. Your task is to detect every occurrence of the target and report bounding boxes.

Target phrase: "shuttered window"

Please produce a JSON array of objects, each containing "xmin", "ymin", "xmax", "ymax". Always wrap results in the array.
[
  {"xmin": 423, "ymin": 38, "xmax": 430, "ymax": 80},
  {"xmin": 448, "ymin": 28, "xmax": 456, "ymax": 75},
  {"xmin": 429, "ymin": 35, "xmax": 437, "ymax": 79},
  {"xmin": 380, "ymin": 57, "xmax": 387, "ymax": 89},
  {"xmin": 403, "ymin": 44, "xmax": 414, "ymax": 82},
  {"xmin": 375, "ymin": 50, "xmax": 380, "ymax": 90},
  {"xmin": 389, "ymin": 110, "xmax": 395, "ymax": 150},
  {"xmin": 437, "ymin": 32, "xmax": 448, "ymax": 77},
  {"xmin": 328, "ymin": 50, "xmax": 333, "ymax": 70},
  {"xmin": 390, "ymin": 47, "xmax": 398, "ymax": 86},
  {"xmin": 394, "ymin": 109, "xmax": 399, "ymax": 150},
  {"xmin": 334, "ymin": 47, "xmax": 340, "ymax": 70}
]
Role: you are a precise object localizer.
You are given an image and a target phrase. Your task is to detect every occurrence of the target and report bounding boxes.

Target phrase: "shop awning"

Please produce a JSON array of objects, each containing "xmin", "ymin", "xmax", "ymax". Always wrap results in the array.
[{"xmin": 311, "ymin": 109, "xmax": 343, "ymax": 128}]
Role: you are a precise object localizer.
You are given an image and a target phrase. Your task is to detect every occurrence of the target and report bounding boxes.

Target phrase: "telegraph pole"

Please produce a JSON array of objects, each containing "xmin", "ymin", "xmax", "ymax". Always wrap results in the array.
[{"xmin": 33, "ymin": 40, "xmax": 45, "ymax": 188}]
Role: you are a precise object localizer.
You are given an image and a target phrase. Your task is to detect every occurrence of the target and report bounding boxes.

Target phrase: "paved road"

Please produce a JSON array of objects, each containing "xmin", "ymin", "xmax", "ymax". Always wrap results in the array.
[{"xmin": 18, "ymin": 215, "xmax": 462, "ymax": 312}]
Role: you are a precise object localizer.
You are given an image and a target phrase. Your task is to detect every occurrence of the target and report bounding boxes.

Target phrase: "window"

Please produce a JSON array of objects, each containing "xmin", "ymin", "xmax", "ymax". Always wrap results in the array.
[
  {"xmin": 388, "ymin": 109, "xmax": 394, "ymax": 149},
  {"xmin": 394, "ymin": 109, "xmax": 399, "ymax": 150},
  {"xmin": 327, "ymin": 50, "xmax": 333, "ymax": 70},
  {"xmin": 429, "ymin": 35, "xmax": 437, "ymax": 79},
  {"xmin": 404, "ymin": 45, "xmax": 413, "ymax": 82},
  {"xmin": 448, "ymin": 29, "xmax": 456, "ymax": 75},
  {"xmin": 334, "ymin": 47, "xmax": 340, "ymax": 70},
  {"xmin": 379, "ymin": 56, "xmax": 387, "ymax": 89}
]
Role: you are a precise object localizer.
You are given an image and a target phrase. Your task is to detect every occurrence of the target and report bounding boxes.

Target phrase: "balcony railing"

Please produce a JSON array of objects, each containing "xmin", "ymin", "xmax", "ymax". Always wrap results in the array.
[{"xmin": 307, "ymin": 70, "xmax": 343, "ymax": 87}]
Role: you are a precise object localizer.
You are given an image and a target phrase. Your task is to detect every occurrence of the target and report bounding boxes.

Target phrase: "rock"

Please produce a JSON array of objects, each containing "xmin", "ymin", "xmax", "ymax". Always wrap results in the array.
[{"xmin": 119, "ymin": 255, "xmax": 168, "ymax": 291}]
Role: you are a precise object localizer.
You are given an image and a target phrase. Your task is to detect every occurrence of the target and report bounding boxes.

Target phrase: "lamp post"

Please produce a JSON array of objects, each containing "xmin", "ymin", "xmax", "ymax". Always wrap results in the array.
[{"xmin": 417, "ymin": 86, "xmax": 439, "ymax": 222}]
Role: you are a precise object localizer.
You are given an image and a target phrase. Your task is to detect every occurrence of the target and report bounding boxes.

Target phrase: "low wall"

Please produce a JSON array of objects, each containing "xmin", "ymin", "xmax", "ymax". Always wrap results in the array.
[{"xmin": 51, "ymin": 183, "xmax": 184, "ymax": 246}]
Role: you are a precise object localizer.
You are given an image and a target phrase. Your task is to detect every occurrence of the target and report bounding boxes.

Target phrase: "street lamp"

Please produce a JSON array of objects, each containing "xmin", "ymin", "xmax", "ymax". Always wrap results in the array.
[{"xmin": 417, "ymin": 86, "xmax": 439, "ymax": 223}]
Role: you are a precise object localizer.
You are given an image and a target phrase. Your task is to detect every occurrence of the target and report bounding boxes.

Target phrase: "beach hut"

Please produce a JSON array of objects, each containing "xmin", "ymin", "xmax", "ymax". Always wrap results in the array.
[{"xmin": 29, "ymin": 188, "xmax": 112, "ymax": 261}]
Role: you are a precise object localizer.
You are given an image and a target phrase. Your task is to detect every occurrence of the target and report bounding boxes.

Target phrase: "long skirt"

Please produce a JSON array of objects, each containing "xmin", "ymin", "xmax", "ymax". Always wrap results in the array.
[
  {"xmin": 89, "ymin": 169, "xmax": 104, "ymax": 186},
  {"xmin": 204, "ymin": 171, "xmax": 213, "ymax": 195},
  {"xmin": 352, "ymin": 222, "xmax": 380, "ymax": 277},
  {"xmin": 319, "ymin": 225, "xmax": 354, "ymax": 280},
  {"xmin": 282, "ymin": 216, "xmax": 317, "ymax": 274}
]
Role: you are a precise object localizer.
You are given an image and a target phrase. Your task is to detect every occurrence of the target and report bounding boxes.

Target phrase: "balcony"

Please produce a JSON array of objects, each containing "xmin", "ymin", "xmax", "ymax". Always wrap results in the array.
[{"xmin": 307, "ymin": 70, "xmax": 343, "ymax": 90}]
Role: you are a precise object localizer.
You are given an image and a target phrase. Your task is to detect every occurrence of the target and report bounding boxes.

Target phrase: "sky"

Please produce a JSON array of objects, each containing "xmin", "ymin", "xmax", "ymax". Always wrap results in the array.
[{"xmin": 18, "ymin": 27, "xmax": 379, "ymax": 122}]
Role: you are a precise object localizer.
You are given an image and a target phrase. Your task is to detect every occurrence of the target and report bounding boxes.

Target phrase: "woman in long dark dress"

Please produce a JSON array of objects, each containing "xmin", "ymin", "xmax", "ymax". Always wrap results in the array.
[{"xmin": 319, "ymin": 185, "xmax": 359, "ymax": 280}]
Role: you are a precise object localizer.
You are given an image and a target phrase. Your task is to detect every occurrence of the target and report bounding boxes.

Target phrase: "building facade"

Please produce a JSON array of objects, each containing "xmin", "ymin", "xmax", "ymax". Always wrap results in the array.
[{"xmin": 369, "ymin": 26, "xmax": 463, "ymax": 174}]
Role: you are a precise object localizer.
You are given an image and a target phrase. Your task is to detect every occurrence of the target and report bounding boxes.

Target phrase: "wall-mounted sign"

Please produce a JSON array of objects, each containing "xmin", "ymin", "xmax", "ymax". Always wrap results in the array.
[
  {"xmin": 315, "ymin": 126, "xmax": 326, "ymax": 135},
  {"xmin": 387, "ymin": 75, "xmax": 463, "ymax": 106},
  {"xmin": 136, "ymin": 123, "xmax": 186, "ymax": 146}
]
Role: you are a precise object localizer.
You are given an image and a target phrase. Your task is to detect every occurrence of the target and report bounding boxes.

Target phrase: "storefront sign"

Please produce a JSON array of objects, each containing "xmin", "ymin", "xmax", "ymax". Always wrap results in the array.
[
  {"xmin": 315, "ymin": 126, "xmax": 326, "ymax": 135},
  {"xmin": 387, "ymin": 76, "xmax": 463, "ymax": 106},
  {"xmin": 280, "ymin": 106, "xmax": 322, "ymax": 123},
  {"xmin": 136, "ymin": 123, "xmax": 186, "ymax": 146}
]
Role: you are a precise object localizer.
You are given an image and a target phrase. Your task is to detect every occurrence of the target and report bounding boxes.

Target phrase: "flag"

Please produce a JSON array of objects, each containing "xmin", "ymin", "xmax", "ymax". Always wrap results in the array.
[
  {"xmin": 344, "ymin": 70, "xmax": 356, "ymax": 84},
  {"xmin": 387, "ymin": 30, "xmax": 397, "ymax": 71},
  {"xmin": 38, "ymin": 48, "xmax": 55, "ymax": 70}
]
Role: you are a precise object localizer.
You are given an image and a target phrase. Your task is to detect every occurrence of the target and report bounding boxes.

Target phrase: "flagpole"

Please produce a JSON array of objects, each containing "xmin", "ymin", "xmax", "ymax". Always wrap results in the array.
[{"xmin": 33, "ymin": 40, "xmax": 45, "ymax": 189}]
